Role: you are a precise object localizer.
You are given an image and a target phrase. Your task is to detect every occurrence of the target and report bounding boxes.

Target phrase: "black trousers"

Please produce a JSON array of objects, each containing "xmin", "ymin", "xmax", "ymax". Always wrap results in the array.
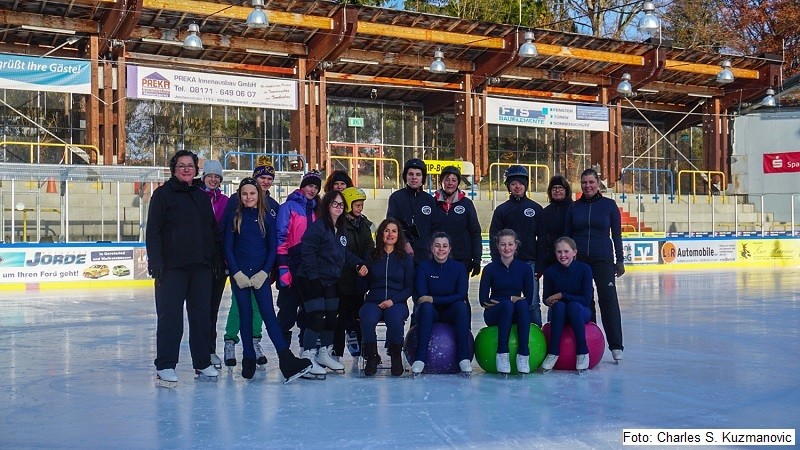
[
  {"xmin": 333, "ymin": 292, "xmax": 364, "ymax": 356},
  {"xmin": 208, "ymin": 272, "xmax": 227, "ymax": 354},
  {"xmin": 579, "ymin": 254, "xmax": 624, "ymax": 351},
  {"xmin": 154, "ymin": 264, "xmax": 212, "ymax": 370}
]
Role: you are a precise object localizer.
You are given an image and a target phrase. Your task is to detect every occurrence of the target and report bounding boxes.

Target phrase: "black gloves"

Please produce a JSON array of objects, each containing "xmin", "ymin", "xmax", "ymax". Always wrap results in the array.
[
  {"xmin": 212, "ymin": 266, "xmax": 227, "ymax": 278},
  {"xmin": 615, "ymin": 262, "xmax": 625, "ymax": 277},
  {"xmin": 148, "ymin": 268, "xmax": 162, "ymax": 280},
  {"xmin": 470, "ymin": 260, "xmax": 482, "ymax": 277}
]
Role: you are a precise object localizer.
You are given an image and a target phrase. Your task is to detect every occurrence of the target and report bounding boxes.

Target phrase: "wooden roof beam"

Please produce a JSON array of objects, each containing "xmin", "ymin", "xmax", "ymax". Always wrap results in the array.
[
  {"xmin": 609, "ymin": 47, "xmax": 666, "ymax": 102},
  {"xmin": 125, "ymin": 51, "xmax": 295, "ymax": 76},
  {"xmin": 720, "ymin": 62, "xmax": 782, "ymax": 110},
  {"xmin": 638, "ymin": 81, "xmax": 723, "ymax": 97},
  {"xmin": 0, "ymin": 10, "xmax": 97, "ymax": 34},
  {"xmin": 99, "ymin": 0, "xmax": 143, "ymax": 57},
  {"xmin": 130, "ymin": 27, "xmax": 307, "ymax": 56},
  {"xmin": 304, "ymin": 6, "xmax": 359, "ymax": 78},
  {"xmin": 339, "ymin": 49, "xmax": 474, "ymax": 72},
  {"xmin": 485, "ymin": 86, "xmax": 598, "ymax": 103},
  {"xmin": 471, "ymin": 31, "xmax": 521, "ymax": 86},
  {"xmin": 501, "ymin": 68, "xmax": 609, "ymax": 86},
  {"xmin": 140, "ymin": 0, "xmax": 333, "ymax": 30},
  {"xmin": 326, "ymin": 72, "xmax": 462, "ymax": 90},
  {"xmin": 664, "ymin": 59, "xmax": 759, "ymax": 79}
]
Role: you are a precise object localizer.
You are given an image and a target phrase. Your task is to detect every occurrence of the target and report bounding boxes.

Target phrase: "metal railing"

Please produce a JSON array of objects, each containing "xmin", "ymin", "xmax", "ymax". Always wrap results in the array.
[
  {"xmin": 677, "ymin": 170, "xmax": 726, "ymax": 204},
  {"xmin": 487, "ymin": 163, "xmax": 550, "ymax": 206},
  {"xmin": 222, "ymin": 151, "xmax": 307, "ymax": 173},
  {"xmin": 328, "ymin": 156, "xmax": 401, "ymax": 193},
  {"xmin": 0, "ymin": 141, "xmax": 100, "ymax": 164}
]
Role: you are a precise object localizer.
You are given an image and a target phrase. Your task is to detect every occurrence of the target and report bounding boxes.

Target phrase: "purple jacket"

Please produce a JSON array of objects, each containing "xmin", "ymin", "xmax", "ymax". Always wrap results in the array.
[{"xmin": 199, "ymin": 186, "xmax": 229, "ymax": 225}]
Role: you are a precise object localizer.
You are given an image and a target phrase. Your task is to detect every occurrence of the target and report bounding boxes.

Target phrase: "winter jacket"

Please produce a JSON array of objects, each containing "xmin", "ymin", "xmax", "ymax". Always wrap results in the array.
[
  {"xmin": 223, "ymin": 207, "xmax": 277, "ymax": 277},
  {"xmin": 297, "ymin": 218, "xmax": 364, "ymax": 287},
  {"xmin": 415, "ymin": 258, "xmax": 468, "ymax": 309},
  {"xmin": 199, "ymin": 185, "xmax": 229, "ymax": 225},
  {"xmin": 478, "ymin": 259, "xmax": 534, "ymax": 306},
  {"xmin": 434, "ymin": 189, "xmax": 482, "ymax": 265},
  {"xmin": 276, "ymin": 189, "xmax": 317, "ymax": 274},
  {"xmin": 564, "ymin": 193, "xmax": 623, "ymax": 264},
  {"xmin": 542, "ymin": 260, "xmax": 594, "ymax": 308},
  {"xmin": 538, "ymin": 198, "xmax": 574, "ymax": 270},
  {"xmin": 146, "ymin": 176, "xmax": 222, "ymax": 271},
  {"xmin": 364, "ymin": 252, "xmax": 415, "ymax": 305},
  {"xmin": 339, "ymin": 214, "xmax": 375, "ymax": 296},
  {"xmin": 489, "ymin": 194, "xmax": 545, "ymax": 264},
  {"xmin": 386, "ymin": 186, "xmax": 440, "ymax": 264}
]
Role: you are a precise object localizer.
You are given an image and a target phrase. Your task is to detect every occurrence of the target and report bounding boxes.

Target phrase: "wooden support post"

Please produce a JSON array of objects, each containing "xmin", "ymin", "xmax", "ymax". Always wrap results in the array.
[
  {"xmin": 290, "ymin": 60, "xmax": 308, "ymax": 168},
  {"xmin": 87, "ymin": 35, "xmax": 100, "ymax": 164},
  {"xmin": 101, "ymin": 61, "xmax": 114, "ymax": 165},
  {"xmin": 116, "ymin": 57, "xmax": 127, "ymax": 164},
  {"xmin": 702, "ymin": 98, "xmax": 728, "ymax": 185},
  {"xmin": 590, "ymin": 88, "xmax": 621, "ymax": 187}
]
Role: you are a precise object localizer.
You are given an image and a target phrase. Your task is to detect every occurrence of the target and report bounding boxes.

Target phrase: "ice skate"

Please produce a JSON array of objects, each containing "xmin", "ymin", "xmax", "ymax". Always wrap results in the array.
[
  {"xmin": 496, "ymin": 353, "xmax": 511, "ymax": 376},
  {"xmin": 576, "ymin": 353, "xmax": 590, "ymax": 372},
  {"xmin": 346, "ymin": 331, "xmax": 361, "ymax": 357},
  {"xmin": 516, "ymin": 354, "xmax": 530, "ymax": 374},
  {"xmin": 411, "ymin": 360, "xmax": 425, "ymax": 378},
  {"xmin": 541, "ymin": 354, "xmax": 559, "ymax": 372},
  {"xmin": 388, "ymin": 344, "xmax": 404, "ymax": 377},
  {"xmin": 156, "ymin": 368, "xmax": 178, "ymax": 388},
  {"xmin": 278, "ymin": 349, "xmax": 313, "ymax": 384},
  {"xmin": 194, "ymin": 365, "xmax": 219, "ymax": 382},
  {"xmin": 300, "ymin": 349, "xmax": 327, "ymax": 380},
  {"xmin": 612, "ymin": 349, "xmax": 623, "ymax": 363},
  {"xmin": 209, "ymin": 353, "xmax": 222, "ymax": 370},
  {"xmin": 362, "ymin": 343, "xmax": 379, "ymax": 377},
  {"xmin": 459, "ymin": 359, "xmax": 473, "ymax": 377},
  {"xmin": 253, "ymin": 338, "xmax": 268, "ymax": 368},
  {"xmin": 240, "ymin": 358, "xmax": 256, "ymax": 379},
  {"xmin": 224, "ymin": 339, "xmax": 236, "ymax": 368},
  {"xmin": 317, "ymin": 346, "xmax": 345, "ymax": 373}
]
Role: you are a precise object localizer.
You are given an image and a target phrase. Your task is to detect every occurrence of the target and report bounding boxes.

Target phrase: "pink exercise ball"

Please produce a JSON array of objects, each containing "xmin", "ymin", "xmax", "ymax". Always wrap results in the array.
[{"xmin": 541, "ymin": 322, "xmax": 605, "ymax": 370}]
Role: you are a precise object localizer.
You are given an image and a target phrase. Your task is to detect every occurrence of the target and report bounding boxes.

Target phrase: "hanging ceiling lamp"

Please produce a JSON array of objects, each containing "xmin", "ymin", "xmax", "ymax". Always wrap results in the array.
[
  {"xmin": 761, "ymin": 88, "xmax": 776, "ymax": 107},
  {"xmin": 246, "ymin": 0, "xmax": 269, "ymax": 29},
  {"xmin": 429, "ymin": 48, "xmax": 446, "ymax": 74},
  {"xmin": 617, "ymin": 73, "xmax": 633, "ymax": 97},
  {"xmin": 518, "ymin": 31, "xmax": 538, "ymax": 58},
  {"xmin": 638, "ymin": 1, "xmax": 660, "ymax": 34},
  {"xmin": 716, "ymin": 60, "xmax": 734, "ymax": 84},
  {"xmin": 183, "ymin": 23, "xmax": 203, "ymax": 50}
]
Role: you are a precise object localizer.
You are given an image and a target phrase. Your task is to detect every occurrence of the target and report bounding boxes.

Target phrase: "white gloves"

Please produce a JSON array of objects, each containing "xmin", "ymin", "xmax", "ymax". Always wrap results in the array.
[
  {"xmin": 232, "ymin": 271, "xmax": 251, "ymax": 289},
  {"xmin": 250, "ymin": 270, "xmax": 269, "ymax": 290}
]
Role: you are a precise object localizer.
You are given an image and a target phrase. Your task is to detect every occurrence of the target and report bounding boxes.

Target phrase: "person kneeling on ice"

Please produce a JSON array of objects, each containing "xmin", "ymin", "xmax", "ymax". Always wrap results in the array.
[
  {"xmin": 360, "ymin": 218, "xmax": 415, "ymax": 377},
  {"xmin": 412, "ymin": 232, "xmax": 472, "ymax": 376},
  {"xmin": 296, "ymin": 190, "xmax": 368, "ymax": 380},
  {"xmin": 223, "ymin": 178, "xmax": 312, "ymax": 383},
  {"xmin": 478, "ymin": 229, "xmax": 535, "ymax": 375},
  {"xmin": 541, "ymin": 237, "xmax": 594, "ymax": 372}
]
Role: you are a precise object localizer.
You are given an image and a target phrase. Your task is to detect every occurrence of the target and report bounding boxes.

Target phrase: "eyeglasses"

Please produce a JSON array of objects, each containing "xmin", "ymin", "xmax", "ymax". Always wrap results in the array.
[
  {"xmin": 176, "ymin": 164, "xmax": 196, "ymax": 170},
  {"xmin": 330, "ymin": 201, "xmax": 345, "ymax": 209},
  {"xmin": 551, "ymin": 186, "xmax": 566, "ymax": 191}
]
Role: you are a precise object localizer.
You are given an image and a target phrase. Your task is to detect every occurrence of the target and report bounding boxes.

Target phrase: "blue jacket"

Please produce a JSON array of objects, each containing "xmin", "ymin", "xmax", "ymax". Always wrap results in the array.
[
  {"xmin": 297, "ymin": 218, "xmax": 363, "ymax": 287},
  {"xmin": 478, "ymin": 259, "xmax": 534, "ymax": 307},
  {"xmin": 539, "ymin": 198, "xmax": 573, "ymax": 269},
  {"xmin": 223, "ymin": 207, "xmax": 277, "ymax": 277},
  {"xmin": 415, "ymin": 258, "xmax": 468, "ymax": 309},
  {"xmin": 542, "ymin": 260, "xmax": 594, "ymax": 307},
  {"xmin": 489, "ymin": 194, "xmax": 545, "ymax": 264},
  {"xmin": 434, "ymin": 189, "xmax": 482, "ymax": 264},
  {"xmin": 364, "ymin": 252, "xmax": 415, "ymax": 305},
  {"xmin": 387, "ymin": 187, "xmax": 440, "ymax": 264},
  {"xmin": 564, "ymin": 193, "xmax": 623, "ymax": 264}
]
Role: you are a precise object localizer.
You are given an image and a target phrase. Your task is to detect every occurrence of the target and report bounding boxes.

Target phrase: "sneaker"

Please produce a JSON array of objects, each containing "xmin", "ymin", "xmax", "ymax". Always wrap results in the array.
[
  {"xmin": 541, "ymin": 354, "xmax": 559, "ymax": 371},
  {"xmin": 411, "ymin": 360, "xmax": 425, "ymax": 375},
  {"xmin": 156, "ymin": 368, "xmax": 178, "ymax": 382},
  {"xmin": 612, "ymin": 349, "xmax": 623, "ymax": 361},
  {"xmin": 209, "ymin": 353, "xmax": 222, "ymax": 367},
  {"xmin": 254, "ymin": 338, "xmax": 268, "ymax": 366},
  {"xmin": 516, "ymin": 354, "xmax": 530, "ymax": 374},
  {"xmin": 576, "ymin": 353, "xmax": 589, "ymax": 371},
  {"xmin": 495, "ymin": 353, "xmax": 511, "ymax": 374},
  {"xmin": 195, "ymin": 365, "xmax": 219, "ymax": 377},
  {"xmin": 458, "ymin": 359, "xmax": 472, "ymax": 373}
]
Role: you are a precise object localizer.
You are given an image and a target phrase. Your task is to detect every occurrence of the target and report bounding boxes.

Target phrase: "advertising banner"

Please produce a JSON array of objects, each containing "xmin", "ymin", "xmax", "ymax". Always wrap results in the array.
[
  {"xmin": 0, "ymin": 245, "xmax": 147, "ymax": 284},
  {"xmin": 126, "ymin": 65, "xmax": 297, "ymax": 110},
  {"xmin": 659, "ymin": 240, "xmax": 737, "ymax": 264},
  {"xmin": 485, "ymin": 97, "xmax": 609, "ymax": 131},
  {"xmin": 623, "ymin": 241, "xmax": 660, "ymax": 265},
  {"xmin": 0, "ymin": 54, "xmax": 90, "ymax": 94},
  {"xmin": 736, "ymin": 239, "xmax": 800, "ymax": 262},
  {"xmin": 762, "ymin": 151, "xmax": 800, "ymax": 174}
]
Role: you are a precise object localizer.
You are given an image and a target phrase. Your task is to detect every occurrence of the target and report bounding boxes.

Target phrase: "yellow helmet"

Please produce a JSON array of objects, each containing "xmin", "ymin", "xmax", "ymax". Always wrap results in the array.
[{"xmin": 341, "ymin": 186, "xmax": 367, "ymax": 212}]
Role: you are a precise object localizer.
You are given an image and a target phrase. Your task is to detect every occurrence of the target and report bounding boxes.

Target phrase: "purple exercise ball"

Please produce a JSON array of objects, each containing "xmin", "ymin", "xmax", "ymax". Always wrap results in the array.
[{"xmin": 404, "ymin": 322, "xmax": 475, "ymax": 374}]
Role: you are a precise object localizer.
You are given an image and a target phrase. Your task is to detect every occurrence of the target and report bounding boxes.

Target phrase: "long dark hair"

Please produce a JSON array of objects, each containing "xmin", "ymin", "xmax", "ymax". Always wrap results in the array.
[
  {"xmin": 233, "ymin": 177, "xmax": 266, "ymax": 237},
  {"xmin": 317, "ymin": 190, "xmax": 346, "ymax": 231},
  {"xmin": 370, "ymin": 218, "xmax": 409, "ymax": 262}
]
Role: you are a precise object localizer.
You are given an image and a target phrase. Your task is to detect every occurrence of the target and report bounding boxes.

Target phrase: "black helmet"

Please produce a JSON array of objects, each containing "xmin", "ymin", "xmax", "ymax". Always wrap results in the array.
[
  {"xmin": 504, "ymin": 165, "xmax": 529, "ymax": 191},
  {"xmin": 439, "ymin": 165, "xmax": 461, "ymax": 184},
  {"xmin": 403, "ymin": 158, "xmax": 427, "ymax": 183}
]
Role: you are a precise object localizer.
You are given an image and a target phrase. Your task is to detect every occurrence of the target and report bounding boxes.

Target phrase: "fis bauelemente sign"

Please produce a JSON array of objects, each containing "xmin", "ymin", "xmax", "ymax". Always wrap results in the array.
[
  {"xmin": 0, "ymin": 54, "xmax": 90, "ymax": 94},
  {"xmin": 486, "ymin": 97, "xmax": 609, "ymax": 131}
]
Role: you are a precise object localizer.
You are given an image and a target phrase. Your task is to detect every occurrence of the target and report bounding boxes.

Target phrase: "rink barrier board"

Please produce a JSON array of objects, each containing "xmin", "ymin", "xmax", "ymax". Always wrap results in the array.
[{"xmin": 0, "ymin": 237, "xmax": 798, "ymax": 291}]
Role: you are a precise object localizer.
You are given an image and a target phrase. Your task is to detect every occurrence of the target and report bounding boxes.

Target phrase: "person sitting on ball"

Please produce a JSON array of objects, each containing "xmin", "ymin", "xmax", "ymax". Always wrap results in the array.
[
  {"xmin": 412, "ymin": 232, "xmax": 471, "ymax": 376},
  {"xmin": 478, "ymin": 229, "xmax": 534, "ymax": 375},
  {"xmin": 541, "ymin": 237, "xmax": 594, "ymax": 371}
]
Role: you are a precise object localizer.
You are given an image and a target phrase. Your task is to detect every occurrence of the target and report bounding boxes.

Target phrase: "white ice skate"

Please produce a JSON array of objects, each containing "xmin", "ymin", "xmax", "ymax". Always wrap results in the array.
[
  {"xmin": 541, "ymin": 354, "xmax": 559, "ymax": 372},
  {"xmin": 576, "ymin": 353, "xmax": 590, "ymax": 372},
  {"xmin": 612, "ymin": 349, "xmax": 623, "ymax": 363},
  {"xmin": 156, "ymin": 368, "xmax": 178, "ymax": 388},
  {"xmin": 496, "ymin": 353, "xmax": 511, "ymax": 378},
  {"xmin": 459, "ymin": 359, "xmax": 473, "ymax": 377},
  {"xmin": 254, "ymin": 338, "xmax": 268, "ymax": 368},
  {"xmin": 516, "ymin": 354, "xmax": 530, "ymax": 374},
  {"xmin": 300, "ymin": 349, "xmax": 327, "ymax": 380},
  {"xmin": 195, "ymin": 365, "xmax": 219, "ymax": 382},
  {"xmin": 316, "ymin": 346, "xmax": 345, "ymax": 373},
  {"xmin": 411, "ymin": 360, "xmax": 425, "ymax": 378},
  {"xmin": 209, "ymin": 353, "xmax": 222, "ymax": 369}
]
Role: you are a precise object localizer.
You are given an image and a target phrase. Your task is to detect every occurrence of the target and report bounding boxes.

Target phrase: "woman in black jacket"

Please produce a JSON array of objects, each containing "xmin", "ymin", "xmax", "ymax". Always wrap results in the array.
[{"xmin": 538, "ymin": 175, "xmax": 573, "ymax": 273}]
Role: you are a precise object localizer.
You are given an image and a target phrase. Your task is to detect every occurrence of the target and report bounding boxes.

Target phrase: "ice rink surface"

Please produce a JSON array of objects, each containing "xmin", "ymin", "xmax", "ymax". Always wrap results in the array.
[{"xmin": 1, "ymin": 269, "xmax": 798, "ymax": 449}]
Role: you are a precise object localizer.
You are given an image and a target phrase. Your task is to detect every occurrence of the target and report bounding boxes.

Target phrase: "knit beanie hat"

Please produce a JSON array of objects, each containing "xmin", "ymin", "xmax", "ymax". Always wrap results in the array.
[
  {"xmin": 300, "ymin": 170, "xmax": 322, "ymax": 190},
  {"xmin": 331, "ymin": 171, "xmax": 352, "ymax": 185},
  {"xmin": 253, "ymin": 155, "xmax": 275, "ymax": 179},
  {"xmin": 202, "ymin": 160, "xmax": 223, "ymax": 181}
]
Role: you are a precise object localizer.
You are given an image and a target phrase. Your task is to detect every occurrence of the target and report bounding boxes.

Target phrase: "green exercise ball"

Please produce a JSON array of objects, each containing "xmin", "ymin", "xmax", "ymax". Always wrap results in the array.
[{"xmin": 474, "ymin": 325, "xmax": 547, "ymax": 374}]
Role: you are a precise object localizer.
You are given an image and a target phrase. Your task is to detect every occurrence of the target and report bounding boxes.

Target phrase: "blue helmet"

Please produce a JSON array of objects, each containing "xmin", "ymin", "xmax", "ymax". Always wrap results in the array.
[{"xmin": 504, "ymin": 165, "xmax": 529, "ymax": 191}]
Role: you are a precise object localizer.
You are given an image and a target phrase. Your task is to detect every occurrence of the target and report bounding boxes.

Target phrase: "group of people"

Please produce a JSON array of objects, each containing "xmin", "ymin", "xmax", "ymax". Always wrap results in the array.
[{"xmin": 146, "ymin": 151, "xmax": 626, "ymax": 385}]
